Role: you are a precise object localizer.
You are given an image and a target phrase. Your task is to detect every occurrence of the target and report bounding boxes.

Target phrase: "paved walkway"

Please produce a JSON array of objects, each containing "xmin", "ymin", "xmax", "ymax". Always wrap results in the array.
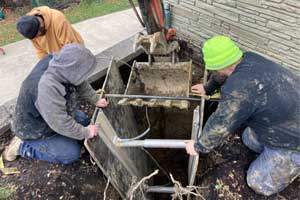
[{"xmin": 0, "ymin": 8, "xmax": 143, "ymax": 106}]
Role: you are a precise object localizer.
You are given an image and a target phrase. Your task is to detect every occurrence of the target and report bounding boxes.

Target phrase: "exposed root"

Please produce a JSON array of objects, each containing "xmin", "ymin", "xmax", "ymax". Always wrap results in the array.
[
  {"xmin": 126, "ymin": 170, "xmax": 207, "ymax": 200},
  {"xmin": 170, "ymin": 173, "xmax": 207, "ymax": 200},
  {"xmin": 103, "ymin": 176, "xmax": 111, "ymax": 200},
  {"xmin": 127, "ymin": 169, "xmax": 159, "ymax": 200},
  {"xmin": 89, "ymin": 155, "xmax": 96, "ymax": 166}
]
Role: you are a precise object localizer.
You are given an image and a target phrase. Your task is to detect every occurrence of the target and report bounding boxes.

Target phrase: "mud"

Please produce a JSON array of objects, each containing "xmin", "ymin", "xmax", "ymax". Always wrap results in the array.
[
  {"xmin": 2, "ymin": 103, "xmax": 299, "ymax": 200},
  {"xmin": 121, "ymin": 61, "xmax": 192, "ymax": 109},
  {"xmin": 0, "ymin": 130, "xmax": 121, "ymax": 200},
  {"xmin": 86, "ymin": 60, "xmax": 150, "ymax": 199},
  {"xmin": 196, "ymin": 134, "xmax": 300, "ymax": 200},
  {"xmin": 132, "ymin": 106, "xmax": 196, "ymax": 199},
  {"xmin": 2, "ymin": 44, "xmax": 299, "ymax": 199},
  {"xmin": 129, "ymin": 62, "xmax": 191, "ymax": 96},
  {"xmin": 133, "ymin": 102, "xmax": 300, "ymax": 200}
]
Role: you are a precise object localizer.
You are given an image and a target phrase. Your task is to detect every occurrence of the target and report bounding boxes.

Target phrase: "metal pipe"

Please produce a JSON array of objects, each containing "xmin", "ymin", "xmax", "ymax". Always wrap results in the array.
[
  {"xmin": 164, "ymin": 3, "xmax": 171, "ymax": 30},
  {"xmin": 198, "ymin": 69, "xmax": 208, "ymax": 139},
  {"xmin": 172, "ymin": 51, "xmax": 175, "ymax": 64},
  {"xmin": 188, "ymin": 70, "xmax": 208, "ymax": 196},
  {"xmin": 124, "ymin": 60, "xmax": 136, "ymax": 95},
  {"xmin": 146, "ymin": 186, "xmax": 175, "ymax": 193},
  {"xmin": 115, "ymin": 139, "xmax": 187, "ymax": 148},
  {"xmin": 148, "ymin": 54, "xmax": 152, "ymax": 65},
  {"xmin": 91, "ymin": 59, "xmax": 114, "ymax": 124},
  {"xmin": 105, "ymin": 94, "xmax": 219, "ymax": 102}
]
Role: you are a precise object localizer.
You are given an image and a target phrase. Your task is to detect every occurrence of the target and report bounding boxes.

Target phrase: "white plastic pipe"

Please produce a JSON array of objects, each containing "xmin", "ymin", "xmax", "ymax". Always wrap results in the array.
[
  {"xmin": 146, "ymin": 186, "xmax": 175, "ymax": 193},
  {"xmin": 115, "ymin": 139, "xmax": 187, "ymax": 148}
]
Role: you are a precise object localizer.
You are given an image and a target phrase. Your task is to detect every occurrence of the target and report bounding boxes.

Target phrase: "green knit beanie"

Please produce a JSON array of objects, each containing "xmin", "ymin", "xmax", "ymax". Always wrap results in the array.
[{"xmin": 202, "ymin": 35, "xmax": 243, "ymax": 70}]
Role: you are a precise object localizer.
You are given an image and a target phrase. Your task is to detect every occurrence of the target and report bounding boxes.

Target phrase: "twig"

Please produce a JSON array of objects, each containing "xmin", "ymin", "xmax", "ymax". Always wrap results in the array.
[
  {"xmin": 198, "ymin": 167, "xmax": 213, "ymax": 179},
  {"xmin": 277, "ymin": 194, "xmax": 288, "ymax": 200},
  {"xmin": 89, "ymin": 155, "xmax": 96, "ymax": 166},
  {"xmin": 103, "ymin": 176, "xmax": 111, "ymax": 200},
  {"xmin": 170, "ymin": 173, "xmax": 207, "ymax": 200},
  {"xmin": 141, "ymin": 147, "xmax": 171, "ymax": 184},
  {"xmin": 127, "ymin": 169, "xmax": 159, "ymax": 200}
]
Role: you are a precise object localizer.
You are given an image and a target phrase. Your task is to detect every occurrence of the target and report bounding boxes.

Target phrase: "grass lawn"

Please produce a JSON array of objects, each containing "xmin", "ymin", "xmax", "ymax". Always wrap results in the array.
[
  {"xmin": 0, "ymin": 8, "xmax": 26, "ymax": 46},
  {"xmin": 0, "ymin": 185, "xmax": 16, "ymax": 199},
  {"xmin": 65, "ymin": 0, "xmax": 134, "ymax": 24},
  {"xmin": 0, "ymin": 0, "xmax": 135, "ymax": 46}
]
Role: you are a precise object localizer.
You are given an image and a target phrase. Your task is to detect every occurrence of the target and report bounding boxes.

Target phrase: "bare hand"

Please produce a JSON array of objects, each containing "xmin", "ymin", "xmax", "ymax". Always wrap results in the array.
[
  {"xmin": 191, "ymin": 84, "xmax": 206, "ymax": 94},
  {"xmin": 96, "ymin": 98, "xmax": 109, "ymax": 108},
  {"xmin": 185, "ymin": 140, "xmax": 198, "ymax": 156},
  {"xmin": 86, "ymin": 125, "xmax": 98, "ymax": 139}
]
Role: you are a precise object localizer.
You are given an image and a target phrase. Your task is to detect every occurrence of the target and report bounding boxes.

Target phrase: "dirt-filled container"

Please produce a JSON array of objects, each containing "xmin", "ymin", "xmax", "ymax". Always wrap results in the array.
[{"xmin": 119, "ymin": 61, "xmax": 193, "ymax": 109}]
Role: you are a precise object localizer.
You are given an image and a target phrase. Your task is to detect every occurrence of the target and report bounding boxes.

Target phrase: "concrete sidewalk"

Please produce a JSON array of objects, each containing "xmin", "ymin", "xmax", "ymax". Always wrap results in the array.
[
  {"xmin": 0, "ymin": 8, "xmax": 143, "ymax": 132},
  {"xmin": 0, "ymin": 8, "xmax": 142, "ymax": 105}
]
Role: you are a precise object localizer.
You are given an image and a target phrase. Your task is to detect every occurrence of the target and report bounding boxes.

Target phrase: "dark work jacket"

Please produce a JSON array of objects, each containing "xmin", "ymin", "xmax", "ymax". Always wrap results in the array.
[
  {"xmin": 12, "ymin": 55, "xmax": 77, "ymax": 140},
  {"xmin": 195, "ymin": 52, "xmax": 300, "ymax": 152},
  {"xmin": 204, "ymin": 72, "xmax": 227, "ymax": 95}
]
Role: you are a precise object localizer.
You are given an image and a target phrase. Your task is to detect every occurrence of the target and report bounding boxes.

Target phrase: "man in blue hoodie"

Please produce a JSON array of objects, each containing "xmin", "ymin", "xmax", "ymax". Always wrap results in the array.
[
  {"xmin": 186, "ymin": 36, "xmax": 300, "ymax": 196},
  {"xmin": 4, "ymin": 44, "xmax": 108, "ymax": 165}
]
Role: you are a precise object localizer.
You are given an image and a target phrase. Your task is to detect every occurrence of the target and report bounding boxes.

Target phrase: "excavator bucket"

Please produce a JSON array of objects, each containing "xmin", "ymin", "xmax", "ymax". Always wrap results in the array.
[{"xmin": 118, "ymin": 60, "xmax": 192, "ymax": 109}]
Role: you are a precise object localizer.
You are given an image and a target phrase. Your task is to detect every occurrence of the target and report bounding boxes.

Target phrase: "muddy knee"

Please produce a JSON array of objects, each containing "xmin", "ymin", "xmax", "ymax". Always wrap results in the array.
[
  {"xmin": 246, "ymin": 169, "xmax": 277, "ymax": 196},
  {"xmin": 246, "ymin": 148, "xmax": 300, "ymax": 196}
]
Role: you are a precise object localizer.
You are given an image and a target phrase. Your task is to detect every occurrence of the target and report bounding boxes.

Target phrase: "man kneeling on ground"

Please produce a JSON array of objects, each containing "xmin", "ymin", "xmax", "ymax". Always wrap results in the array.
[
  {"xmin": 4, "ymin": 44, "xmax": 108, "ymax": 165},
  {"xmin": 186, "ymin": 35, "xmax": 300, "ymax": 196}
]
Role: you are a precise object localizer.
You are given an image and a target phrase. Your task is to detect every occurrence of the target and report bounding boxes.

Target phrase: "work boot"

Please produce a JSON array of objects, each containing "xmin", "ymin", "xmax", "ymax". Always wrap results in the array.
[{"xmin": 3, "ymin": 136, "xmax": 23, "ymax": 161}]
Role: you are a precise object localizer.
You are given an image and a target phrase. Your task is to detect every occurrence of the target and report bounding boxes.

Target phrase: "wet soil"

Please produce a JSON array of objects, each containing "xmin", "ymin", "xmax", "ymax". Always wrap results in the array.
[
  {"xmin": 0, "ymin": 102, "xmax": 121, "ymax": 200},
  {"xmin": 196, "ymin": 134, "xmax": 300, "ymax": 200},
  {"xmin": 0, "ymin": 129, "xmax": 121, "ymax": 200},
  {"xmin": 1, "ymin": 108, "xmax": 299, "ymax": 200},
  {"xmin": 1, "ymin": 49, "xmax": 299, "ymax": 199},
  {"xmin": 134, "ymin": 104, "xmax": 300, "ymax": 200}
]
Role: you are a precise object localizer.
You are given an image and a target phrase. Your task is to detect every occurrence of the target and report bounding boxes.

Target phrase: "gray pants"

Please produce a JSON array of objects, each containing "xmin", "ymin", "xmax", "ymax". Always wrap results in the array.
[{"xmin": 242, "ymin": 128, "xmax": 300, "ymax": 196}]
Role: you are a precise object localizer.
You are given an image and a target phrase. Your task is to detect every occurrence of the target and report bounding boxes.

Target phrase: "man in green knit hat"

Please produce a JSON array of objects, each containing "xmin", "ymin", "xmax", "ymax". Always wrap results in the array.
[{"xmin": 186, "ymin": 35, "xmax": 300, "ymax": 196}]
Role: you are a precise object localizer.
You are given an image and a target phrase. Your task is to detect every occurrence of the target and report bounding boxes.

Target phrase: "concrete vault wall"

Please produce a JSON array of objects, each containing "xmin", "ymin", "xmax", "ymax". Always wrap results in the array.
[{"xmin": 164, "ymin": 0, "xmax": 300, "ymax": 71}]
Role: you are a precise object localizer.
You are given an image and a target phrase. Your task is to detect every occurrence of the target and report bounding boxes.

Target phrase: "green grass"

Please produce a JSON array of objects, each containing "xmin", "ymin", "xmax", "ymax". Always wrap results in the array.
[
  {"xmin": 0, "ymin": 186, "xmax": 15, "ymax": 199},
  {"xmin": 0, "ymin": 21, "xmax": 24, "ymax": 46},
  {"xmin": 65, "ymin": 0, "xmax": 133, "ymax": 24},
  {"xmin": 0, "ymin": 0, "xmax": 135, "ymax": 46}
]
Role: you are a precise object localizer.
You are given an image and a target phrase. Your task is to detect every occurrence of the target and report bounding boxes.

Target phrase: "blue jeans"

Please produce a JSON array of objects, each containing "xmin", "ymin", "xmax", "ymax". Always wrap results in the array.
[
  {"xmin": 242, "ymin": 127, "xmax": 300, "ymax": 196},
  {"xmin": 18, "ymin": 110, "xmax": 90, "ymax": 165}
]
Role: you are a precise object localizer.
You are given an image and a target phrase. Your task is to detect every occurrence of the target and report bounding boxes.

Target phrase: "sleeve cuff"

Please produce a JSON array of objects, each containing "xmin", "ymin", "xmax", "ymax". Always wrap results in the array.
[
  {"xmin": 194, "ymin": 141, "xmax": 211, "ymax": 154},
  {"xmin": 83, "ymin": 127, "xmax": 91, "ymax": 140},
  {"xmin": 203, "ymin": 85, "xmax": 210, "ymax": 95}
]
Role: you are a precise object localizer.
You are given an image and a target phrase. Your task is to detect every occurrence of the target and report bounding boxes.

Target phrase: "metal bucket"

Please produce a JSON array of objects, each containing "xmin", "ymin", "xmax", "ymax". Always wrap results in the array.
[{"xmin": 119, "ymin": 61, "xmax": 192, "ymax": 109}]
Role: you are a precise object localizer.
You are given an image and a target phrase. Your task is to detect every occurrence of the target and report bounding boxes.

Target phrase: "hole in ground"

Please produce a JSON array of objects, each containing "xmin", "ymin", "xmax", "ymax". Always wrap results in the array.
[{"xmin": 90, "ymin": 42, "xmax": 300, "ymax": 199}]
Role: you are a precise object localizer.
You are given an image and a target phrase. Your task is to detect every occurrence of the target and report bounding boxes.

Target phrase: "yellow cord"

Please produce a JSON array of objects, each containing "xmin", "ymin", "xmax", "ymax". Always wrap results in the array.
[
  {"xmin": 96, "ymin": 89, "xmax": 105, "ymax": 94},
  {"xmin": 189, "ymin": 92, "xmax": 221, "ymax": 100}
]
